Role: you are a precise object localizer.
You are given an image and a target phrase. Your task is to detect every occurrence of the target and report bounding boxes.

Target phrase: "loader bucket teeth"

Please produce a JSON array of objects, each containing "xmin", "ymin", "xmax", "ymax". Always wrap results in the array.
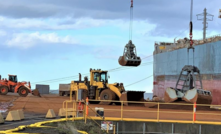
[
  {"xmin": 32, "ymin": 89, "xmax": 41, "ymax": 97},
  {"xmin": 164, "ymin": 87, "xmax": 178, "ymax": 103},
  {"xmin": 118, "ymin": 56, "xmax": 141, "ymax": 67},
  {"xmin": 120, "ymin": 91, "xmax": 145, "ymax": 106}
]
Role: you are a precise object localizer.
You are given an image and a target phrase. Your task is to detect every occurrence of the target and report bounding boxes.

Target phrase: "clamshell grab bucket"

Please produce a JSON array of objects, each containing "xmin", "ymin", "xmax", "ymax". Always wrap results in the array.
[{"xmin": 118, "ymin": 56, "xmax": 141, "ymax": 67}]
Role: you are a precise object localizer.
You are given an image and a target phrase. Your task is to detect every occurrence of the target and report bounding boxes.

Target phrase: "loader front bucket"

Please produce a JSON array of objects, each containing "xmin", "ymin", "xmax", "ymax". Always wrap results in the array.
[
  {"xmin": 164, "ymin": 87, "xmax": 178, "ymax": 103},
  {"xmin": 118, "ymin": 56, "xmax": 141, "ymax": 67},
  {"xmin": 120, "ymin": 91, "xmax": 145, "ymax": 106},
  {"xmin": 183, "ymin": 88, "xmax": 212, "ymax": 104},
  {"xmin": 32, "ymin": 89, "xmax": 41, "ymax": 97}
]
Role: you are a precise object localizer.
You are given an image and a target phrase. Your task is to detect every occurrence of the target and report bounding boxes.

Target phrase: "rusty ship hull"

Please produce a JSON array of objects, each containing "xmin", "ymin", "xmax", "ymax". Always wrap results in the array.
[{"xmin": 153, "ymin": 36, "xmax": 221, "ymax": 105}]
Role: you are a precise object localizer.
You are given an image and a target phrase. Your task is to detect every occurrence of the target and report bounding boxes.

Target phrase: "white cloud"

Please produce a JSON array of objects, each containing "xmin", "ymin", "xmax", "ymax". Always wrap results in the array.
[
  {"xmin": 0, "ymin": 30, "xmax": 6, "ymax": 36},
  {"xmin": 0, "ymin": 16, "xmax": 109, "ymax": 30},
  {"xmin": 0, "ymin": 15, "xmax": 157, "ymax": 32},
  {"xmin": 6, "ymin": 32, "xmax": 78, "ymax": 49}
]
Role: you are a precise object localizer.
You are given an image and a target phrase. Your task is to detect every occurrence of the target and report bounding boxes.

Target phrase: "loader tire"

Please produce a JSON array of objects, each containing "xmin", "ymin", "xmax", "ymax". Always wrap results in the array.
[
  {"xmin": 0, "ymin": 86, "xmax": 9, "ymax": 95},
  {"xmin": 18, "ymin": 87, "xmax": 29, "ymax": 97},
  {"xmin": 99, "ymin": 89, "xmax": 116, "ymax": 105}
]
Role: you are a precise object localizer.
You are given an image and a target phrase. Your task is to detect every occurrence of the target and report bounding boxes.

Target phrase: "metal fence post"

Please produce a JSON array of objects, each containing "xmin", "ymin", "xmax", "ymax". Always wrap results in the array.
[
  {"xmin": 121, "ymin": 101, "xmax": 123, "ymax": 121},
  {"xmin": 143, "ymin": 122, "xmax": 145, "ymax": 134},
  {"xmin": 193, "ymin": 102, "xmax": 196, "ymax": 123},
  {"xmin": 85, "ymin": 97, "xmax": 88, "ymax": 124},
  {"xmin": 199, "ymin": 124, "xmax": 201, "ymax": 134},
  {"xmin": 66, "ymin": 101, "xmax": 68, "ymax": 121},
  {"xmin": 172, "ymin": 123, "xmax": 174, "ymax": 134},
  {"xmin": 117, "ymin": 122, "xmax": 119, "ymax": 134}
]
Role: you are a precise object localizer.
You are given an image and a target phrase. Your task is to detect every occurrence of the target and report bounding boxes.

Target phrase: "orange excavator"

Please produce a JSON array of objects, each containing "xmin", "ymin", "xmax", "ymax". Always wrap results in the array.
[
  {"xmin": 0, "ymin": 74, "xmax": 41, "ymax": 97},
  {"xmin": 118, "ymin": 0, "xmax": 141, "ymax": 67}
]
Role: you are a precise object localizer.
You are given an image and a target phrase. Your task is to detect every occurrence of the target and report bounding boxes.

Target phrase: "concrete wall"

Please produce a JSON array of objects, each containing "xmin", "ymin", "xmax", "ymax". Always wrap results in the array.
[{"xmin": 93, "ymin": 120, "xmax": 221, "ymax": 134}]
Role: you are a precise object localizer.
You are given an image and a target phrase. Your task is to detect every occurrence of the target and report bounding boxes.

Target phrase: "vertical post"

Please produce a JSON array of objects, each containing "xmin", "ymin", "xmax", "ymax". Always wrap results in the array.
[
  {"xmin": 197, "ymin": 8, "xmax": 214, "ymax": 40},
  {"xmin": 199, "ymin": 124, "xmax": 201, "ymax": 134},
  {"xmin": 84, "ymin": 102, "xmax": 87, "ymax": 124},
  {"xmin": 172, "ymin": 123, "xmax": 174, "ymax": 134},
  {"xmin": 121, "ymin": 101, "xmax": 123, "ymax": 120},
  {"xmin": 113, "ymin": 125, "xmax": 116, "ymax": 134},
  {"xmin": 107, "ymin": 122, "xmax": 109, "ymax": 133},
  {"xmin": 193, "ymin": 102, "xmax": 196, "ymax": 122},
  {"xmin": 143, "ymin": 123, "xmax": 145, "ymax": 134},
  {"xmin": 83, "ymin": 102, "xmax": 85, "ymax": 118},
  {"xmin": 157, "ymin": 102, "xmax": 160, "ymax": 121},
  {"xmin": 75, "ymin": 101, "xmax": 77, "ymax": 117},
  {"xmin": 66, "ymin": 101, "xmax": 68, "ymax": 121},
  {"xmin": 117, "ymin": 122, "xmax": 119, "ymax": 134},
  {"xmin": 73, "ymin": 101, "xmax": 76, "ymax": 121},
  {"xmin": 203, "ymin": 8, "xmax": 206, "ymax": 40},
  {"xmin": 85, "ymin": 97, "xmax": 88, "ymax": 124}
]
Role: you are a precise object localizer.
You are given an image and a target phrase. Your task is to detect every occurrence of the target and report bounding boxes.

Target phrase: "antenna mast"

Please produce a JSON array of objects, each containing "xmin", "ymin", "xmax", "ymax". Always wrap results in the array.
[{"xmin": 196, "ymin": 8, "xmax": 214, "ymax": 40}]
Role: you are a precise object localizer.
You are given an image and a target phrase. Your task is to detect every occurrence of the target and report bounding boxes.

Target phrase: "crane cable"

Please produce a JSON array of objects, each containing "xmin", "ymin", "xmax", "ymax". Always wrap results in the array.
[
  {"xmin": 31, "ymin": 55, "xmax": 153, "ymax": 84},
  {"xmin": 31, "ymin": 61, "xmax": 153, "ymax": 84},
  {"xmin": 188, "ymin": 0, "xmax": 194, "ymax": 66},
  {"xmin": 125, "ymin": 75, "xmax": 153, "ymax": 87},
  {"xmin": 129, "ymin": 0, "xmax": 133, "ymax": 40}
]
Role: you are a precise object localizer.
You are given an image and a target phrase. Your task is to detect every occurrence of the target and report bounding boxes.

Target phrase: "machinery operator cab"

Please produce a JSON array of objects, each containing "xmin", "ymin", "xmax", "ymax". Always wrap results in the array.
[
  {"xmin": 9, "ymin": 75, "xmax": 18, "ymax": 83},
  {"xmin": 93, "ymin": 72, "xmax": 109, "ymax": 83}
]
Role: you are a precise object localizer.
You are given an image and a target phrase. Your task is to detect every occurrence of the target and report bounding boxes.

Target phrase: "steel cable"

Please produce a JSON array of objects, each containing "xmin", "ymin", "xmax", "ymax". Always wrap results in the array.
[
  {"xmin": 32, "ymin": 55, "xmax": 153, "ymax": 84},
  {"xmin": 125, "ymin": 75, "xmax": 153, "ymax": 87}
]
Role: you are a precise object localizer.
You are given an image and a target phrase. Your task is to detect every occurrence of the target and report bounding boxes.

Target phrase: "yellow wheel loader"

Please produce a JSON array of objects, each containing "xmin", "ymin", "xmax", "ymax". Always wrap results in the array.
[
  {"xmin": 70, "ymin": 68, "xmax": 145, "ymax": 106},
  {"xmin": 164, "ymin": 65, "xmax": 212, "ymax": 104}
]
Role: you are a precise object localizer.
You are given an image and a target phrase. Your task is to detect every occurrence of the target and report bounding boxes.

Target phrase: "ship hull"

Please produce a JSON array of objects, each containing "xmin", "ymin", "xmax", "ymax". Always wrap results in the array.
[{"xmin": 153, "ymin": 40, "xmax": 221, "ymax": 105}]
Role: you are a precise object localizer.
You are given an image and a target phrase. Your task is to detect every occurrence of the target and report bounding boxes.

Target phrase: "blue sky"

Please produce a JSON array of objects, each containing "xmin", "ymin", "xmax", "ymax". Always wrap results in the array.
[{"xmin": 0, "ymin": 0, "xmax": 220, "ymax": 93}]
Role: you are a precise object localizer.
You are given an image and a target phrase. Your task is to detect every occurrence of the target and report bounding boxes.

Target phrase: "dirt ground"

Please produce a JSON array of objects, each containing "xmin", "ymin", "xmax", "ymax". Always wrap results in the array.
[{"xmin": 1, "ymin": 93, "xmax": 221, "ymax": 122}]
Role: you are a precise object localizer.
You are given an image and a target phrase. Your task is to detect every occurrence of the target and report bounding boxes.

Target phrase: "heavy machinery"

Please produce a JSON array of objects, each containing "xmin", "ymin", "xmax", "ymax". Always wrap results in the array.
[
  {"xmin": 70, "ymin": 68, "xmax": 145, "ymax": 106},
  {"xmin": 164, "ymin": 65, "xmax": 212, "ymax": 104},
  {"xmin": 118, "ymin": 0, "xmax": 141, "ymax": 67},
  {"xmin": 0, "ymin": 74, "xmax": 41, "ymax": 97}
]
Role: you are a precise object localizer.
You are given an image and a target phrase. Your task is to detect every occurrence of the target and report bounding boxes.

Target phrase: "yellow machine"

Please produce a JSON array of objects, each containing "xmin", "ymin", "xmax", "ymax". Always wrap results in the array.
[{"xmin": 70, "ymin": 68, "xmax": 145, "ymax": 105}]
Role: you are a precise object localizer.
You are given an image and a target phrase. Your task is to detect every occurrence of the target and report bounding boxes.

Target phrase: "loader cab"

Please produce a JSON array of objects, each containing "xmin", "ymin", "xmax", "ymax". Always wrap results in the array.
[
  {"xmin": 8, "ymin": 75, "xmax": 18, "ymax": 83},
  {"xmin": 90, "ymin": 69, "xmax": 108, "ymax": 86},
  {"xmin": 93, "ymin": 71, "xmax": 108, "ymax": 83}
]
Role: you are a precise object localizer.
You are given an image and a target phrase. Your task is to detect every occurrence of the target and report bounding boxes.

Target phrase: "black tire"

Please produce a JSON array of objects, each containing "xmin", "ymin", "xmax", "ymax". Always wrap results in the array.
[
  {"xmin": 18, "ymin": 87, "xmax": 29, "ymax": 97},
  {"xmin": 99, "ymin": 89, "xmax": 116, "ymax": 105},
  {"xmin": 0, "ymin": 86, "xmax": 9, "ymax": 95}
]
